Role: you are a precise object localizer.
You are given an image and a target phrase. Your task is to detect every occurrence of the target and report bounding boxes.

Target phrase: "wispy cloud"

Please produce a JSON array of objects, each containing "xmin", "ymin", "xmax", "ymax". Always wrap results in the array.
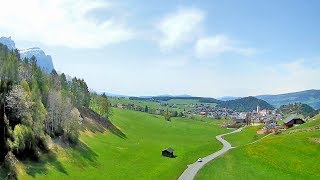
[
  {"xmin": 195, "ymin": 35, "xmax": 256, "ymax": 59},
  {"xmin": 155, "ymin": 7, "xmax": 204, "ymax": 52},
  {"xmin": 0, "ymin": 0, "xmax": 134, "ymax": 48}
]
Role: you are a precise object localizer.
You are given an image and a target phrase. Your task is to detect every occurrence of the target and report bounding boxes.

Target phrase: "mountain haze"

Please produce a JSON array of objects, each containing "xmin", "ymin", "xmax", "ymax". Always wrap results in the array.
[{"xmin": 257, "ymin": 89, "xmax": 320, "ymax": 109}]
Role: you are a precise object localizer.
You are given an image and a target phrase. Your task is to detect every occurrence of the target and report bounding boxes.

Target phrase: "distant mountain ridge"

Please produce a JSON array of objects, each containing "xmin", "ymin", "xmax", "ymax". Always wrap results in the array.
[
  {"xmin": 0, "ymin": 36, "xmax": 54, "ymax": 73},
  {"xmin": 108, "ymin": 89, "xmax": 320, "ymax": 110},
  {"xmin": 217, "ymin": 96, "xmax": 241, "ymax": 101},
  {"xmin": 0, "ymin": 36, "xmax": 15, "ymax": 50},
  {"xmin": 256, "ymin": 89, "xmax": 320, "ymax": 109},
  {"xmin": 129, "ymin": 95, "xmax": 273, "ymax": 112}
]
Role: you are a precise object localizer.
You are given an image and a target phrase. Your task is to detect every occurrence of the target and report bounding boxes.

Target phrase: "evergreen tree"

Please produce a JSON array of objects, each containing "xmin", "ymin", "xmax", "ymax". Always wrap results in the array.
[{"xmin": 164, "ymin": 108, "xmax": 171, "ymax": 121}]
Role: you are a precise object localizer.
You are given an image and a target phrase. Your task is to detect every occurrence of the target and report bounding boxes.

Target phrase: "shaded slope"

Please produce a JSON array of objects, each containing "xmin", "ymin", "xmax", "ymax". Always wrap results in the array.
[{"xmin": 79, "ymin": 107, "xmax": 126, "ymax": 138}]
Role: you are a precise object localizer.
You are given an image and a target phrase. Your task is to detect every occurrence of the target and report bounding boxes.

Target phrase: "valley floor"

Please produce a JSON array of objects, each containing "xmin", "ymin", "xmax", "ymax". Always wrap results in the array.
[{"xmin": 15, "ymin": 108, "xmax": 230, "ymax": 179}]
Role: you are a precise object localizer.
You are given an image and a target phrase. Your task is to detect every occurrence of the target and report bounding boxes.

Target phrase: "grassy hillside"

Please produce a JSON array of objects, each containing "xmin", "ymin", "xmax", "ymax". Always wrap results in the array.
[
  {"xmin": 17, "ymin": 108, "xmax": 230, "ymax": 179},
  {"xmin": 196, "ymin": 119, "xmax": 320, "ymax": 179},
  {"xmin": 257, "ymin": 89, "xmax": 320, "ymax": 109},
  {"xmin": 224, "ymin": 125, "xmax": 266, "ymax": 147}
]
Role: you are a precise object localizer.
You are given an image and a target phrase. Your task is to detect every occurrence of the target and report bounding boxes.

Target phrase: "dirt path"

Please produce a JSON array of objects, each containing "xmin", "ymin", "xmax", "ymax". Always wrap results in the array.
[{"xmin": 178, "ymin": 127, "xmax": 245, "ymax": 180}]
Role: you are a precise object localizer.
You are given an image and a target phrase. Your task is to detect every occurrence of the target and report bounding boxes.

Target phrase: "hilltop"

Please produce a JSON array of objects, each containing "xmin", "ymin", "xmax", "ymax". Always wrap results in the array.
[
  {"xmin": 219, "ymin": 96, "xmax": 274, "ymax": 112},
  {"xmin": 257, "ymin": 89, "xmax": 320, "ymax": 109},
  {"xmin": 0, "ymin": 36, "xmax": 54, "ymax": 73},
  {"xmin": 276, "ymin": 103, "xmax": 319, "ymax": 117}
]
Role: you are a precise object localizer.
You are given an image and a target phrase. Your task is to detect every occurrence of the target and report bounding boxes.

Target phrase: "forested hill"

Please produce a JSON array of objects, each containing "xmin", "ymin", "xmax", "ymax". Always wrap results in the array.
[
  {"xmin": 0, "ymin": 42, "xmax": 111, "ymax": 179},
  {"xmin": 0, "ymin": 42, "xmax": 90, "ymax": 158},
  {"xmin": 218, "ymin": 96, "xmax": 274, "ymax": 112},
  {"xmin": 130, "ymin": 96, "xmax": 221, "ymax": 104},
  {"xmin": 277, "ymin": 103, "xmax": 319, "ymax": 117},
  {"xmin": 257, "ymin": 89, "xmax": 320, "ymax": 109}
]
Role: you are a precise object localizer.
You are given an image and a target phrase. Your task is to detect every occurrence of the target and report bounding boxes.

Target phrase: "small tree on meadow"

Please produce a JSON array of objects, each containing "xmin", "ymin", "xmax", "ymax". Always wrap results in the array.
[{"xmin": 164, "ymin": 108, "xmax": 171, "ymax": 121}]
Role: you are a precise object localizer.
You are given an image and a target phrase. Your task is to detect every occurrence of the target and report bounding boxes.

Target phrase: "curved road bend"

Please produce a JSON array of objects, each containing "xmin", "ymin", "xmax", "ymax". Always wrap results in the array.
[{"xmin": 178, "ymin": 127, "xmax": 245, "ymax": 180}]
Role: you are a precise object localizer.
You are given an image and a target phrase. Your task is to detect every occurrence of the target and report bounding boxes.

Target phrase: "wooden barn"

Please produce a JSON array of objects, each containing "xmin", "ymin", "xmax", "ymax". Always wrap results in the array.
[
  {"xmin": 234, "ymin": 118, "xmax": 246, "ymax": 124},
  {"xmin": 283, "ymin": 115, "xmax": 305, "ymax": 128},
  {"xmin": 162, "ymin": 148, "xmax": 174, "ymax": 158}
]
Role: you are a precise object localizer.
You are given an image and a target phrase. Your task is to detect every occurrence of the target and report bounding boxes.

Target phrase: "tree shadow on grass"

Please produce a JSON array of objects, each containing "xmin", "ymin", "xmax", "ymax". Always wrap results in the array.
[
  {"xmin": 108, "ymin": 124, "xmax": 127, "ymax": 139},
  {"xmin": 79, "ymin": 107, "xmax": 127, "ymax": 139},
  {"xmin": 25, "ymin": 150, "xmax": 68, "ymax": 177},
  {"xmin": 67, "ymin": 141, "xmax": 100, "ymax": 168},
  {"xmin": 25, "ymin": 141, "xmax": 99, "ymax": 177}
]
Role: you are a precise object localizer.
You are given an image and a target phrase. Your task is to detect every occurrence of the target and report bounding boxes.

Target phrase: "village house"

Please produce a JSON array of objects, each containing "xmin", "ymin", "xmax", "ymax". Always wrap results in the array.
[
  {"xmin": 258, "ymin": 109, "xmax": 269, "ymax": 116},
  {"xmin": 283, "ymin": 115, "xmax": 305, "ymax": 128},
  {"xmin": 234, "ymin": 118, "xmax": 246, "ymax": 124},
  {"xmin": 117, "ymin": 103, "xmax": 126, "ymax": 109},
  {"xmin": 264, "ymin": 118, "xmax": 278, "ymax": 129}
]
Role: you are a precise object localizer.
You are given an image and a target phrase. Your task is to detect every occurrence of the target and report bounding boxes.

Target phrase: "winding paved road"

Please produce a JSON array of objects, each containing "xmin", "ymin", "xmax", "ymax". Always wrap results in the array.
[{"xmin": 178, "ymin": 127, "xmax": 245, "ymax": 180}]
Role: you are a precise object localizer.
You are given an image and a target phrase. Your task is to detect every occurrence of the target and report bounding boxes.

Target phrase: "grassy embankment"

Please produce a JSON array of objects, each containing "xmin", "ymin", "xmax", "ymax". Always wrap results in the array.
[{"xmin": 196, "ymin": 117, "xmax": 320, "ymax": 179}]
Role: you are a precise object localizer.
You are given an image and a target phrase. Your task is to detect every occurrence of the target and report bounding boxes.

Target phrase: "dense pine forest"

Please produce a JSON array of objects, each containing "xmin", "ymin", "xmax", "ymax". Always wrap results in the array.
[{"xmin": 0, "ymin": 43, "xmax": 110, "ymax": 179}]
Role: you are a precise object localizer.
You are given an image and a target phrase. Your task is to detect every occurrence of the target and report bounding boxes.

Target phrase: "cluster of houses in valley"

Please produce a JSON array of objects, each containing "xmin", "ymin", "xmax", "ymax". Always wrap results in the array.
[
  {"xmin": 112, "ymin": 103, "xmax": 175, "ymax": 115},
  {"xmin": 185, "ymin": 105, "xmax": 235, "ymax": 119},
  {"xmin": 223, "ymin": 105, "xmax": 307, "ymax": 134}
]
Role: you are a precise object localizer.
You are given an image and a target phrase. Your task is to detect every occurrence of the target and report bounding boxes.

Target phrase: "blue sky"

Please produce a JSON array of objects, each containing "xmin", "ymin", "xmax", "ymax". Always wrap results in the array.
[{"xmin": 0, "ymin": 0, "xmax": 319, "ymax": 97}]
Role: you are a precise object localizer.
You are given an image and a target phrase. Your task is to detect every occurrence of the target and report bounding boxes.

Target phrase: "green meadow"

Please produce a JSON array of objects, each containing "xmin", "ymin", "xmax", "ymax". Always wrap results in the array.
[
  {"xmin": 17, "ymin": 108, "xmax": 229, "ymax": 179},
  {"xmin": 196, "ymin": 118, "xmax": 320, "ymax": 179},
  {"xmin": 109, "ymin": 97, "xmax": 217, "ymax": 113},
  {"xmin": 224, "ymin": 125, "xmax": 266, "ymax": 147},
  {"xmin": 109, "ymin": 97, "xmax": 162, "ymax": 109}
]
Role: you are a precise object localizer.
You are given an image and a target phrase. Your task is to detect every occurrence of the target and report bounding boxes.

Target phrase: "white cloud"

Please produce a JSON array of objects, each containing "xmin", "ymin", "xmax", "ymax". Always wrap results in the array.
[
  {"xmin": 156, "ymin": 7, "xmax": 204, "ymax": 52},
  {"xmin": 195, "ymin": 35, "xmax": 256, "ymax": 58},
  {"xmin": 237, "ymin": 59, "xmax": 320, "ymax": 95},
  {"xmin": 0, "ymin": 0, "xmax": 134, "ymax": 48}
]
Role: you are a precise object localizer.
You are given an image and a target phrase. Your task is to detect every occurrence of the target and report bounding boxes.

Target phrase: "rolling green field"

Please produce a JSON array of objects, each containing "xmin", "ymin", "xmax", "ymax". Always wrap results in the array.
[
  {"xmin": 109, "ymin": 97, "xmax": 192, "ymax": 112},
  {"xmin": 109, "ymin": 97, "xmax": 217, "ymax": 113},
  {"xmin": 109, "ymin": 97, "xmax": 162, "ymax": 109},
  {"xmin": 196, "ymin": 118, "xmax": 320, "ymax": 179},
  {"xmin": 17, "ymin": 108, "xmax": 229, "ymax": 179},
  {"xmin": 224, "ymin": 125, "xmax": 266, "ymax": 147}
]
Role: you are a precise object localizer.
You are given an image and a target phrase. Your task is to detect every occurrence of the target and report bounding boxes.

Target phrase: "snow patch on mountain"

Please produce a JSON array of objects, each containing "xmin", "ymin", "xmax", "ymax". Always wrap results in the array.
[
  {"xmin": 0, "ymin": 36, "xmax": 15, "ymax": 50},
  {"xmin": 20, "ymin": 47, "xmax": 54, "ymax": 74}
]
